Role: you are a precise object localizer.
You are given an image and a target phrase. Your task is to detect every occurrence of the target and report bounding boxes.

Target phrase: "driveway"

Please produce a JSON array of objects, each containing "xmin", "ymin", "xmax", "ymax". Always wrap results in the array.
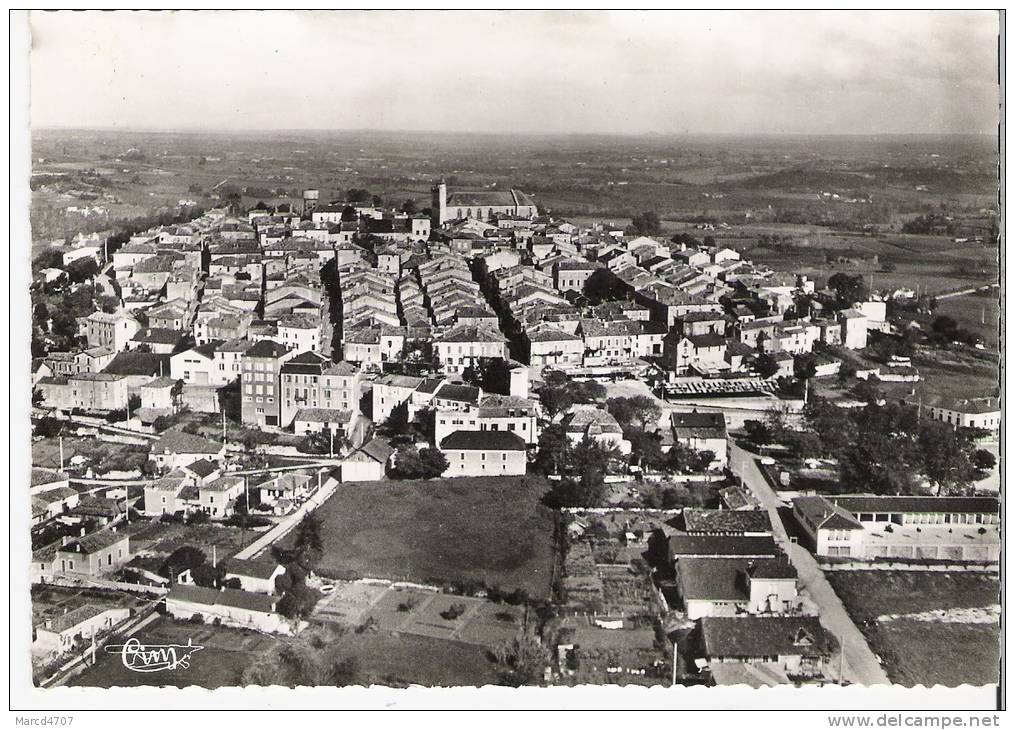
[{"xmin": 729, "ymin": 442, "xmax": 890, "ymax": 686}]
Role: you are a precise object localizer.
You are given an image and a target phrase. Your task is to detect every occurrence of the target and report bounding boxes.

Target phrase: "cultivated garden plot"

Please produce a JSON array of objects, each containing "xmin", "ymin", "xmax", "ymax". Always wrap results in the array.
[{"xmin": 313, "ymin": 581, "xmax": 389, "ymax": 625}]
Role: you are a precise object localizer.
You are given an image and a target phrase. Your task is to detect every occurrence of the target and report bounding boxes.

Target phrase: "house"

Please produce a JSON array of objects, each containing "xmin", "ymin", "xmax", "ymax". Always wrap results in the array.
[
  {"xmin": 668, "ymin": 411, "xmax": 729, "ymax": 470},
  {"xmin": 36, "ymin": 372, "xmax": 130, "ymax": 412},
  {"xmin": 165, "ymin": 584, "xmax": 294, "ymax": 635},
  {"xmin": 78, "ymin": 310, "xmax": 141, "ymax": 352},
  {"xmin": 476, "ymin": 394, "xmax": 541, "ymax": 445},
  {"xmin": 838, "ymin": 308, "xmax": 869, "ymax": 350},
  {"xmin": 240, "ymin": 340, "xmax": 295, "ymax": 427},
  {"xmin": 143, "ymin": 470, "xmax": 195, "ymax": 516},
  {"xmin": 33, "ymin": 605, "xmax": 131, "ymax": 660},
  {"xmin": 54, "ymin": 528, "xmax": 130, "ymax": 576},
  {"xmin": 277, "ymin": 314, "xmax": 324, "ymax": 354},
  {"xmin": 676, "ymin": 556, "xmax": 800, "ymax": 620},
  {"xmin": 31, "ymin": 487, "xmax": 81, "ymax": 524},
  {"xmin": 257, "ymin": 473, "xmax": 313, "ymax": 513},
  {"xmin": 198, "ymin": 475, "xmax": 245, "ymax": 518},
  {"xmin": 279, "ymin": 354, "xmax": 360, "ymax": 429},
  {"xmin": 74, "ymin": 346, "xmax": 116, "ymax": 374},
  {"xmin": 223, "ymin": 558, "xmax": 285, "ymax": 595},
  {"xmin": 140, "ymin": 375, "xmax": 180, "ymax": 412},
  {"xmin": 553, "ymin": 259, "xmax": 599, "ymax": 292},
  {"xmin": 341, "ymin": 437, "xmax": 395, "ymax": 482},
  {"xmin": 439, "ymin": 431, "xmax": 527, "ymax": 477},
  {"xmin": 561, "ymin": 405, "xmax": 631, "ymax": 455},
  {"xmin": 525, "ymin": 326, "xmax": 584, "ymax": 368},
  {"xmin": 915, "ymin": 395, "xmax": 1001, "ymax": 432},
  {"xmin": 665, "ymin": 333, "xmax": 728, "ymax": 375},
  {"xmin": 128, "ymin": 327, "xmax": 186, "ymax": 355},
  {"xmin": 697, "ymin": 616, "xmax": 831, "ymax": 677},
  {"xmin": 150, "ymin": 429, "xmax": 225, "ymax": 471},
  {"xmin": 371, "ymin": 374, "xmax": 425, "ymax": 425},
  {"xmin": 793, "ymin": 494, "xmax": 1000, "ymax": 562},
  {"xmin": 434, "ymin": 325, "xmax": 508, "ymax": 374},
  {"xmin": 170, "ymin": 342, "xmax": 220, "ymax": 385},
  {"xmin": 292, "ymin": 408, "xmax": 354, "ymax": 440},
  {"xmin": 69, "ymin": 497, "xmax": 126, "ymax": 526}
]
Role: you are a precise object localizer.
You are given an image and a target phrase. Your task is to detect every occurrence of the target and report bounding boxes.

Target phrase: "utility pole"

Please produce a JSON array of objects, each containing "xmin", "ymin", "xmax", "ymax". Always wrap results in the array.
[
  {"xmin": 59, "ymin": 436, "xmax": 65, "ymax": 471},
  {"xmin": 212, "ymin": 544, "xmax": 217, "ymax": 569},
  {"xmin": 222, "ymin": 410, "xmax": 227, "ymax": 444},
  {"xmin": 671, "ymin": 640, "xmax": 678, "ymax": 687},
  {"xmin": 329, "ymin": 428, "xmax": 335, "ymax": 459}
]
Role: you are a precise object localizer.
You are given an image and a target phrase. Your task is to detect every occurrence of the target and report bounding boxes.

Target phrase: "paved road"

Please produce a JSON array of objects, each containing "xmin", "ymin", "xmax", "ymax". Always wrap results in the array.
[{"xmin": 729, "ymin": 442, "xmax": 890, "ymax": 686}]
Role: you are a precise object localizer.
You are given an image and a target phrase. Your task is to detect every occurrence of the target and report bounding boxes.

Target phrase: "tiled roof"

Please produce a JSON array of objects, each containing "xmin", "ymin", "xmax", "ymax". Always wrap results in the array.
[
  {"xmin": 832, "ymin": 495, "xmax": 999, "ymax": 516},
  {"xmin": 667, "ymin": 534, "xmax": 777, "ymax": 558},
  {"xmin": 670, "ymin": 411, "xmax": 728, "ymax": 439},
  {"xmin": 440, "ymin": 430, "xmax": 526, "ymax": 451},
  {"xmin": 434, "ymin": 383, "xmax": 481, "ymax": 404},
  {"xmin": 701, "ymin": 616, "xmax": 830, "ymax": 659},
  {"xmin": 682, "ymin": 508, "xmax": 771, "ymax": 534},
  {"xmin": 153, "ymin": 429, "xmax": 223, "ymax": 456}
]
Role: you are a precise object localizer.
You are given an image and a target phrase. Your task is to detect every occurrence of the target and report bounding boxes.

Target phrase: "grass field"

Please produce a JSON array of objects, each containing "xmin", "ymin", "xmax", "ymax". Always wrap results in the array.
[
  {"xmin": 826, "ymin": 571, "xmax": 1000, "ymax": 687},
  {"xmin": 298, "ymin": 477, "xmax": 557, "ymax": 600},
  {"xmin": 68, "ymin": 617, "xmax": 279, "ymax": 689}
]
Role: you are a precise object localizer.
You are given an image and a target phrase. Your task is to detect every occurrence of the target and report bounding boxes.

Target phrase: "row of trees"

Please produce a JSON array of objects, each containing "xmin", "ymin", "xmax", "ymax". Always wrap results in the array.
[{"xmin": 749, "ymin": 397, "xmax": 992, "ymax": 495}]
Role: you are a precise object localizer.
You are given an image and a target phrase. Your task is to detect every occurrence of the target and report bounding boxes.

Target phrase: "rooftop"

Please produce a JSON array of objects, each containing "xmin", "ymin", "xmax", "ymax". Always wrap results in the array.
[
  {"xmin": 440, "ymin": 430, "xmax": 526, "ymax": 451},
  {"xmin": 701, "ymin": 616, "xmax": 830, "ymax": 659}
]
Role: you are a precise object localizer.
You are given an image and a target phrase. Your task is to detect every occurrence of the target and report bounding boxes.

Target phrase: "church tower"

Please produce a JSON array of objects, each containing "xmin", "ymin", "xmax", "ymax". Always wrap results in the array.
[{"xmin": 431, "ymin": 179, "xmax": 448, "ymax": 226}]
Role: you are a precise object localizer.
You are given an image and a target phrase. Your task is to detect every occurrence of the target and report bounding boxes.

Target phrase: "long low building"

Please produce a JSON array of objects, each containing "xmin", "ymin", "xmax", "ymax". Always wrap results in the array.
[{"xmin": 792, "ymin": 494, "xmax": 1000, "ymax": 562}]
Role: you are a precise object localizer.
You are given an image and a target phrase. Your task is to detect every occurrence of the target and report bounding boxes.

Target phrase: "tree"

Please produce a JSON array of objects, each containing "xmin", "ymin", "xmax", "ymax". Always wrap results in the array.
[
  {"xmin": 803, "ymin": 397, "xmax": 857, "ymax": 458},
  {"xmin": 33, "ymin": 416, "xmax": 64, "ymax": 438},
  {"xmin": 340, "ymin": 205, "xmax": 358, "ymax": 222},
  {"xmin": 462, "ymin": 357, "xmax": 512, "ymax": 395},
  {"xmin": 538, "ymin": 378, "xmax": 575, "ymax": 420},
  {"xmin": 400, "ymin": 199, "xmax": 418, "ymax": 215},
  {"xmin": 828, "ymin": 273, "xmax": 867, "ymax": 306},
  {"xmin": 918, "ymin": 421, "xmax": 975, "ymax": 494},
  {"xmin": 583, "ymin": 268, "xmax": 624, "ymax": 304},
  {"xmin": 67, "ymin": 257, "xmax": 99, "ymax": 284},
  {"xmin": 627, "ymin": 211, "xmax": 662, "ymax": 237},
  {"xmin": 391, "ymin": 445, "xmax": 448, "ymax": 479},
  {"xmin": 838, "ymin": 403, "xmax": 920, "ymax": 494},
  {"xmin": 346, "ymin": 188, "xmax": 371, "ymax": 204},
  {"xmin": 293, "ymin": 513, "xmax": 324, "ymax": 570},
  {"xmin": 494, "ymin": 631, "xmax": 550, "ymax": 687},
  {"xmin": 627, "ymin": 430, "xmax": 666, "ymax": 471},
  {"xmin": 533, "ymin": 424, "xmax": 569, "ymax": 475},
  {"xmin": 972, "ymin": 449, "xmax": 997, "ymax": 471},
  {"xmin": 755, "ymin": 353, "xmax": 781, "ymax": 379},
  {"xmin": 606, "ymin": 395, "xmax": 661, "ymax": 433},
  {"xmin": 371, "ymin": 195, "xmax": 383, "ymax": 208}
]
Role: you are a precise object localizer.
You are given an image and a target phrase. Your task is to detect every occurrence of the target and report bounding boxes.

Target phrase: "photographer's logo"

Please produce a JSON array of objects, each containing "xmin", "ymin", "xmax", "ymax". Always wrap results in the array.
[{"xmin": 104, "ymin": 637, "xmax": 204, "ymax": 672}]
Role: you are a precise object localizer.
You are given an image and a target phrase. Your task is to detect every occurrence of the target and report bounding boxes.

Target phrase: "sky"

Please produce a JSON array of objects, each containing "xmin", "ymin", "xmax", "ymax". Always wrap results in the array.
[{"xmin": 28, "ymin": 10, "xmax": 1000, "ymax": 136}]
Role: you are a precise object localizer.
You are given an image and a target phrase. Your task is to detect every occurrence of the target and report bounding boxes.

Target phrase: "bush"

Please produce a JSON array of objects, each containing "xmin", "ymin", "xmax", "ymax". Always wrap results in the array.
[
  {"xmin": 188, "ymin": 613, "xmax": 205, "ymax": 624},
  {"xmin": 440, "ymin": 603, "xmax": 466, "ymax": 621}
]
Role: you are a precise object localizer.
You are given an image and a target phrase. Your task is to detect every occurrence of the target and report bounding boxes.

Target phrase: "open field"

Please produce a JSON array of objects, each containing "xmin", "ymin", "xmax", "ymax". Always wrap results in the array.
[
  {"xmin": 32, "ymin": 436, "xmax": 149, "ymax": 473},
  {"xmin": 826, "ymin": 571, "xmax": 999, "ymax": 687},
  {"xmin": 298, "ymin": 477, "xmax": 557, "ymax": 599},
  {"xmin": 68, "ymin": 617, "xmax": 279, "ymax": 689},
  {"xmin": 321, "ymin": 631, "xmax": 501, "ymax": 687}
]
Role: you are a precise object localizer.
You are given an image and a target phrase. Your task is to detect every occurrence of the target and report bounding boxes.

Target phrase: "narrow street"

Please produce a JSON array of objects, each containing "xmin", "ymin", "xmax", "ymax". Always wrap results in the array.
[{"xmin": 729, "ymin": 442, "xmax": 890, "ymax": 686}]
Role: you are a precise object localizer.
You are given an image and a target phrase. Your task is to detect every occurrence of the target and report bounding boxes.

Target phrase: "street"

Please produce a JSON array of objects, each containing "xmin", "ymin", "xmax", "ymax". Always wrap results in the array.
[{"xmin": 729, "ymin": 442, "xmax": 890, "ymax": 686}]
